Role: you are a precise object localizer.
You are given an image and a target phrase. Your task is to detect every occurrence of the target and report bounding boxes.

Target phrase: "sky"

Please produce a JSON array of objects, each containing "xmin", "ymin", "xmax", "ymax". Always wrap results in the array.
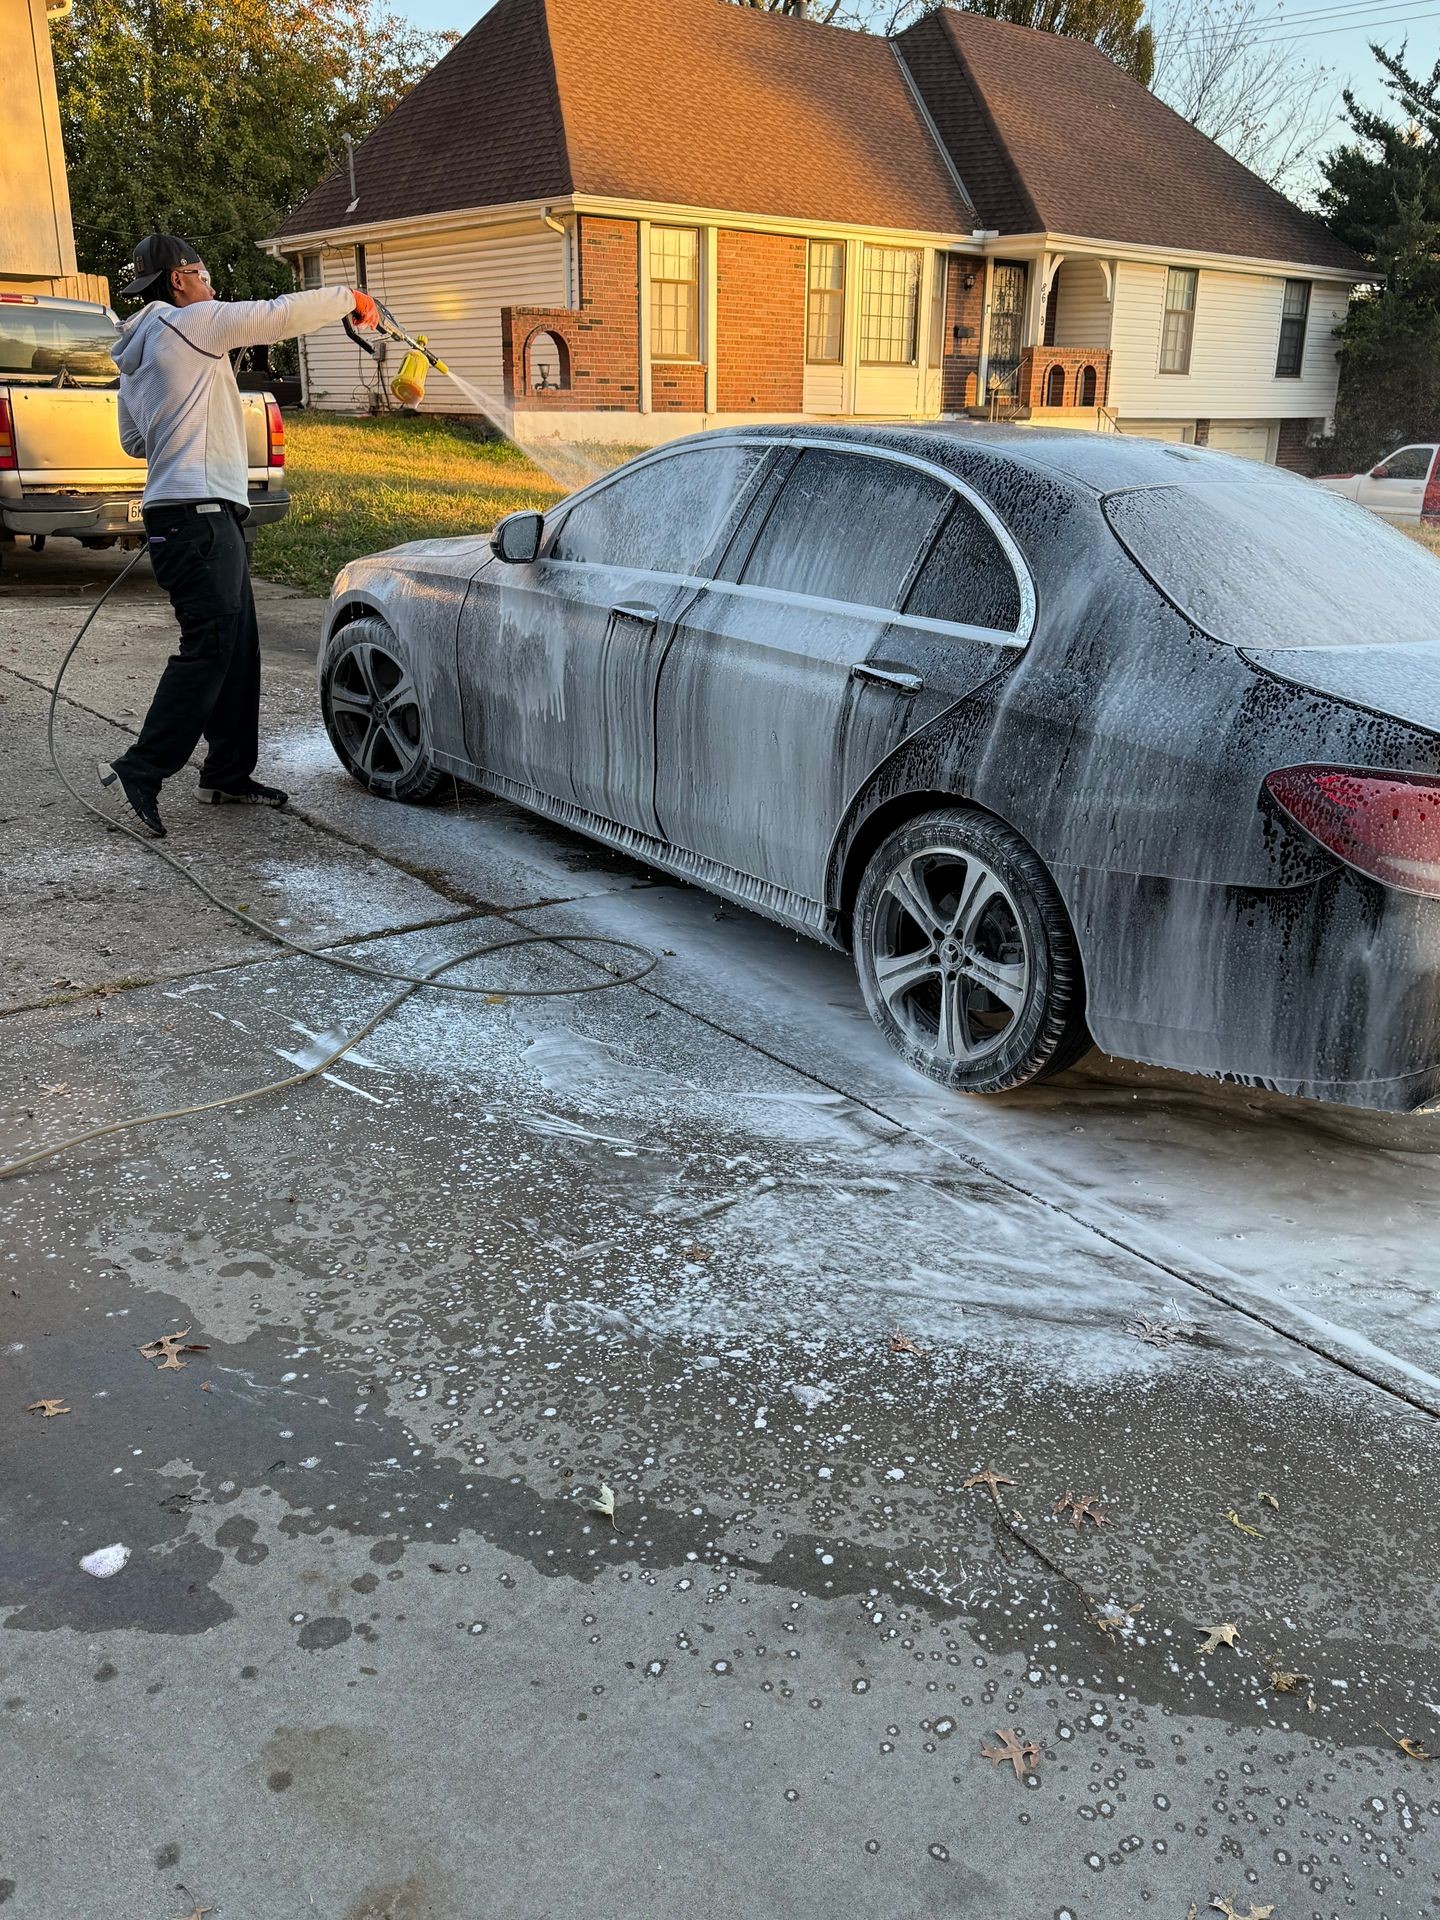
[{"xmin": 397, "ymin": 0, "xmax": 1440, "ymax": 180}]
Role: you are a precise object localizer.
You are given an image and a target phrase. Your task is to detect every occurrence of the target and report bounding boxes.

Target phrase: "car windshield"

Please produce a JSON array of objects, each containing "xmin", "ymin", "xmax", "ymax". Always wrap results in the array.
[
  {"xmin": 1104, "ymin": 477, "xmax": 1440, "ymax": 649},
  {"xmin": 0, "ymin": 304, "xmax": 120, "ymax": 382}
]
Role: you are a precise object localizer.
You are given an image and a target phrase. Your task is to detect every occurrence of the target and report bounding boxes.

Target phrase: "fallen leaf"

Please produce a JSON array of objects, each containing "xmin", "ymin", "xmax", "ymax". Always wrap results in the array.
[
  {"xmin": 1053, "ymin": 1490, "xmax": 1108, "ymax": 1530},
  {"xmin": 1226, "ymin": 1508, "xmax": 1264, "ymax": 1538},
  {"xmin": 172, "ymin": 1906, "xmax": 214, "ymax": 1920},
  {"xmin": 979, "ymin": 1726, "xmax": 1042, "ymax": 1781},
  {"xmin": 1197, "ymin": 1621, "xmax": 1241, "ymax": 1655},
  {"xmin": 588, "ymin": 1483, "xmax": 616, "ymax": 1525},
  {"xmin": 25, "ymin": 1398, "xmax": 70, "ymax": 1418},
  {"xmin": 38, "ymin": 1082, "xmax": 70, "ymax": 1096},
  {"xmin": 484, "ymin": 993, "xmax": 507, "ymax": 1004},
  {"xmin": 963, "ymin": 1467, "xmax": 1014, "ymax": 1501},
  {"xmin": 1126, "ymin": 1316, "xmax": 1190, "ymax": 1347},
  {"xmin": 138, "ymin": 1328, "xmax": 208, "ymax": 1371},
  {"xmin": 1211, "ymin": 1896, "xmax": 1274, "ymax": 1920},
  {"xmin": 1088, "ymin": 1595, "xmax": 1144, "ymax": 1635},
  {"xmin": 888, "ymin": 1330, "xmax": 923, "ymax": 1354},
  {"xmin": 1259, "ymin": 1491, "xmax": 1280, "ymax": 1510},
  {"xmin": 1270, "ymin": 1668, "xmax": 1309, "ymax": 1695}
]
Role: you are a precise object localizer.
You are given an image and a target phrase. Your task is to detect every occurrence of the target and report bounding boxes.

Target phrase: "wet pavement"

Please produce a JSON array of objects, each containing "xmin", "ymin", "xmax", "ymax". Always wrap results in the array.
[{"xmin": 2, "ymin": 540, "xmax": 1439, "ymax": 1919}]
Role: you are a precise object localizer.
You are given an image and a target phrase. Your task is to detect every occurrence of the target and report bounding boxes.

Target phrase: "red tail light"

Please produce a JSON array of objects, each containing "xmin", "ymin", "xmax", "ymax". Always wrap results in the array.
[
  {"xmin": 0, "ymin": 398, "xmax": 14, "ymax": 472},
  {"xmin": 1266, "ymin": 766, "xmax": 1440, "ymax": 898},
  {"xmin": 265, "ymin": 399, "xmax": 285, "ymax": 469}
]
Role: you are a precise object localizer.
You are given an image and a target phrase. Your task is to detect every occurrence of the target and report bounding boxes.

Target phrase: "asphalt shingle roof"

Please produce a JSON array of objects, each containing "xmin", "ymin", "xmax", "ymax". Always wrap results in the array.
[
  {"xmin": 277, "ymin": 0, "xmax": 973, "ymax": 240},
  {"xmin": 896, "ymin": 10, "xmax": 1365, "ymax": 273}
]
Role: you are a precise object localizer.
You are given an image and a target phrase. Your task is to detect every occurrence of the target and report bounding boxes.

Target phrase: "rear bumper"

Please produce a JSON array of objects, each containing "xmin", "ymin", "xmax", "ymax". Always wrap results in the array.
[
  {"xmin": 2, "ymin": 486, "xmax": 290, "ymax": 539},
  {"xmin": 1070, "ymin": 862, "xmax": 1440, "ymax": 1113}
]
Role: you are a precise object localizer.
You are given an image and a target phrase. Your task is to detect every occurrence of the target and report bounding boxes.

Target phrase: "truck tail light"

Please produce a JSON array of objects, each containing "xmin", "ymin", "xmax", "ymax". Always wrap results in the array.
[
  {"xmin": 265, "ymin": 398, "xmax": 285, "ymax": 469},
  {"xmin": 1266, "ymin": 765, "xmax": 1440, "ymax": 898},
  {"xmin": 0, "ymin": 398, "xmax": 14, "ymax": 472}
]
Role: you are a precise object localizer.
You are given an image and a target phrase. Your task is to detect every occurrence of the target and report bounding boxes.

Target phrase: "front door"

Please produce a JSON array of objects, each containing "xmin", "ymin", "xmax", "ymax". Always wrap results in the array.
[
  {"xmin": 457, "ymin": 440, "xmax": 769, "ymax": 834},
  {"xmin": 652, "ymin": 446, "xmax": 1030, "ymax": 904},
  {"xmin": 985, "ymin": 263, "xmax": 1028, "ymax": 404}
]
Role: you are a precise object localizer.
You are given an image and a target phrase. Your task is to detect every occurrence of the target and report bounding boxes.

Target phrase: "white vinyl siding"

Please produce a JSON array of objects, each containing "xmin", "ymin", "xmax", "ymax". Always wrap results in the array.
[
  {"xmin": 1050, "ymin": 262, "xmax": 1112, "ymax": 350},
  {"xmin": 1107, "ymin": 262, "xmax": 1349, "ymax": 423},
  {"xmin": 298, "ymin": 223, "xmax": 567, "ymax": 415}
]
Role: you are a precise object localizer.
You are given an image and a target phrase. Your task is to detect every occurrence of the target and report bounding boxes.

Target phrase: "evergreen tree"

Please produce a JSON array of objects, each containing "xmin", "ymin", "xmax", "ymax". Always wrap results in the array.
[{"xmin": 1317, "ymin": 46, "xmax": 1440, "ymax": 467}]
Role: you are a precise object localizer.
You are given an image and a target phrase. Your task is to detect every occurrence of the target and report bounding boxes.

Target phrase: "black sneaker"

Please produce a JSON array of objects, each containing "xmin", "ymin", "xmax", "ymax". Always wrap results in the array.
[
  {"xmin": 97, "ymin": 760, "xmax": 166, "ymax": 838},
  {"xmin": 198, "ymin": 777, "xmax": 288, "ymax": 809}
]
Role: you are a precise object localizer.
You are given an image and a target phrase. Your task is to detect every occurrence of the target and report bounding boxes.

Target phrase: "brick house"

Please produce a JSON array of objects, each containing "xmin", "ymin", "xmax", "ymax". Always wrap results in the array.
[{"xmin": 265, "ymin": 0, "xmax": 1368, "ymax": 467}]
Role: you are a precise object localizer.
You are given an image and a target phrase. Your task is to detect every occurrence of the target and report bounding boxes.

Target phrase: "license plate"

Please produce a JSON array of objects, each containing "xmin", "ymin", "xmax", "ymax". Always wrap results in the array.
[{"xmin": 127, "ymin": 500, "xmax": 144, "ymax": 524}]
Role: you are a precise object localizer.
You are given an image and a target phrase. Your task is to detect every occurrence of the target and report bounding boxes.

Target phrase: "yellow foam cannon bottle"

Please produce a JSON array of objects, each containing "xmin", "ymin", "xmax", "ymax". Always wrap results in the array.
[{"xmin": 390, "ymin": 336, "xmax": 447, "ymax": 409}]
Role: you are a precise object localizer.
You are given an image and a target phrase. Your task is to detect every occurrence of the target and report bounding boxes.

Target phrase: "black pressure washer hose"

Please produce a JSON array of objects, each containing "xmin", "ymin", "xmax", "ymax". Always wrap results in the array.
[{"xmin": 0, "ymin": 544, "xmax": 657, "ymax": 1181}]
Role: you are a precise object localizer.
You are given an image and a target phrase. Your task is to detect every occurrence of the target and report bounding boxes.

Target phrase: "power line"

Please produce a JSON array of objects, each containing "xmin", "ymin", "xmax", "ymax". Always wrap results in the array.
[{"xmin": 1157, "ymin": 0, "xmax": 1439, "ymax": 49}]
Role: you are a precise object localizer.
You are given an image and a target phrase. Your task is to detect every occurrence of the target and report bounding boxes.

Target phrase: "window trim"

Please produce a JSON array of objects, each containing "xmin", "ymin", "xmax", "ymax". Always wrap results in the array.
[
  {"xmin": 1158, "ymin": 266, "xmax": 1197, "ymax": 376},
  {"xmin": 859, "ymin": 244, "xmax": 923, "ymax": 368},
  {"xmin": 299, "ymin": 252, "xmax": 322, "ymax": 291},
  {"xmin": 648, "ymin": 223, "xmax": 702, "ymax": 365},
  {"xmin": 806, "ymin": 238, "xmax": 847, "ymax": 367},
  {"xmin": 1275, "ymin": 278, "xmax": 1310, "ymax": 379},
  {"xmin": 544, "ymin": 436, "xmax": 1035, "ymax": 645}
]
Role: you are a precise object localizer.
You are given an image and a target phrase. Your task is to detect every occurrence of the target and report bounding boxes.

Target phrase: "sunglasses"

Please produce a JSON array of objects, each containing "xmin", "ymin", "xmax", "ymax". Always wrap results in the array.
[{"xmin": 172, "ymin": 265, "xmax": 211, "ymax": 286}]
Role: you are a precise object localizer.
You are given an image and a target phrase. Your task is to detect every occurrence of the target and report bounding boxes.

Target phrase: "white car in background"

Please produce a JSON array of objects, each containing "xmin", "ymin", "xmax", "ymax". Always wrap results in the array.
[{"xmin": 1316, "ymin": 442, "xmax": 1440, "ymax": 523}]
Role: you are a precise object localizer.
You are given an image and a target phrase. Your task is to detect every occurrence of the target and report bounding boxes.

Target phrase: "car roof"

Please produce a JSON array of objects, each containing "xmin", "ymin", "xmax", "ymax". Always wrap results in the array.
[{"xmin": 674, "ymin": 420, "xmax": 1298, "ymax": 495}]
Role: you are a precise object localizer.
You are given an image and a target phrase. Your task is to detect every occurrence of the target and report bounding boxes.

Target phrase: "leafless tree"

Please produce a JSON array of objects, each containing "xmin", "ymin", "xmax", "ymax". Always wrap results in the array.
[{"xmin": 1149, "ymin": 0, "xmax": 1338, "ymax": 191}]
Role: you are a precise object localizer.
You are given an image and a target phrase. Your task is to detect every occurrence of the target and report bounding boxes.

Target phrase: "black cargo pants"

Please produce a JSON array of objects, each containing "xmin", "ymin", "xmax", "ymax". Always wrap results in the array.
[{"xmin": 113, "ymin": 500, "xmax": 259, "ymax": 796}]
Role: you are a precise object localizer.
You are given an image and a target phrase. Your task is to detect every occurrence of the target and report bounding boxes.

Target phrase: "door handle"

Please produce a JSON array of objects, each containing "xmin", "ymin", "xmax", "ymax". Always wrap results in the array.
[
  {"xmin": 850, "ymin": 662, "xmax": 925, "ymax": 695},
  {"xmin": 610, "ymin": 600, "xmax": 659, "ymax": 622}
]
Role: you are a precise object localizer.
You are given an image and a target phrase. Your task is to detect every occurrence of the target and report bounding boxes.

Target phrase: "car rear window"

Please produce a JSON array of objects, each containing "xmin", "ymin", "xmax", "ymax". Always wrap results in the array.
[
  {"xmin": 1104, "ymin": 478, "xmax": 1440, "ymax": 649},
  {"xmin": 0, "ymin": 304, "xmax": 120, "ymax": 382}
]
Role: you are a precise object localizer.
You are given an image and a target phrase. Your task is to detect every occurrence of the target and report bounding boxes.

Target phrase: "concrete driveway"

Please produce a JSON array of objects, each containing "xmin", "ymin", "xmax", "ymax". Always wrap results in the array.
[{"xmin": 2, "ymin": 540, "xmax": 1438, "ymax": 1919}]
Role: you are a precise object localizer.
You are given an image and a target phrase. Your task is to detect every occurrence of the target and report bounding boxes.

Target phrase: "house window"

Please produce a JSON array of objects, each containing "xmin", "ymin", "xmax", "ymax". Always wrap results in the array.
[
  {"xmin": 650, "ymin": 226, "xmax": 700, "ymax": 362},
  {"xmin": 1159, "ymin": 267, "xmax": 1197, "ymax": 374},
  {"xmin": 1276, "ymin": 279, "xmax": 1310, "ymax": 378},
  {"xmin": 807, "ymin": 241, "xmax": 845, "ymax": 364},
  {"xmin": 860, "ymin": 246, "xmax": 921, "ymax": 365},
  {"xmin": 299, "ymin": 253, "xmax": 322, "ymax": 290}
]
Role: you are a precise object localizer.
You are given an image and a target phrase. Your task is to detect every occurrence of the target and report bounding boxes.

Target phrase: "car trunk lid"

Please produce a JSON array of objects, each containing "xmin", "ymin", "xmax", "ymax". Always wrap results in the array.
[{"xmin": 1241, "ymin": 642, "xmax": 1440, "ymax": 739}]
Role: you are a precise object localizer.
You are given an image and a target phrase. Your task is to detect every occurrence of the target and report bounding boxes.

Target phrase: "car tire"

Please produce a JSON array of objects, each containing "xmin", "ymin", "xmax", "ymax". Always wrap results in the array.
[
  {"xmin": 320, "ymin": 614, "xmax": 445, "ymax": 804},
  {"xmin": 853, "ymin": 805, "xmax": 1090, "ymax": 1094}
]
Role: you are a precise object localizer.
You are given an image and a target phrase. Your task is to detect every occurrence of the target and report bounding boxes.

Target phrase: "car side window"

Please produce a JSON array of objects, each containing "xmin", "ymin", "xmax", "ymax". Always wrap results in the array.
[
  {"xmin": 738, "ymin": 449, "xmax": 950, "ymax": 610},
  {"xmin": 902, "ymin": 494, "xmax": 1022, "ymax": 633},
  {"xmin": 547, "ymin": 444, "xmax": 766, "ymax": 573},
  {"xmin": 1374, "ymin": 447, "xmax": 1434, "ymax": 481}
]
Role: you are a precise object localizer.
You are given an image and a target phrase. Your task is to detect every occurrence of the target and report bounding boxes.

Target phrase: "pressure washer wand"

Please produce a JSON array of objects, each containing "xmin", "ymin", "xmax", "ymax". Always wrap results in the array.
[{"xmin": 342, "ymin": 300, "xmax": 448, "ymax": 374}]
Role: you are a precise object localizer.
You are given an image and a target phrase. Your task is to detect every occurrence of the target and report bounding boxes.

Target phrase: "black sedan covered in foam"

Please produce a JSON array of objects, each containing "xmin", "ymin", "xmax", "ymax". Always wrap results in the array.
[{"xmin": 320, "ymin": 423, "xmax": 1440, "ymax": 1111}]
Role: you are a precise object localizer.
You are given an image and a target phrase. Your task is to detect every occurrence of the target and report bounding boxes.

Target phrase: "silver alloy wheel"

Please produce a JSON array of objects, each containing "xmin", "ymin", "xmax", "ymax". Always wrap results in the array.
[
  {"xmin": 868, "ymin": 845, "xmax": 1031, "ymax": 1066},
  {"xmin": 327, "ymin": 636, "xmax": 424, "ymax": 781}
]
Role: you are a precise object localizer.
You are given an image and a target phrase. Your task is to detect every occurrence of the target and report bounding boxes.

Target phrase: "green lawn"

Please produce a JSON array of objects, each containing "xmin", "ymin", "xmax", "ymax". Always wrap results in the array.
[{"xmin": 252, "ymin": 413, "xmax": 573, "ymax": 598}]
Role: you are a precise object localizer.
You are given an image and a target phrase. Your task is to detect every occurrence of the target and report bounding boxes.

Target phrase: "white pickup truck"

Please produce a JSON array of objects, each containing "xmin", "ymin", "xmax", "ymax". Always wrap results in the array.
[
  {"xmin": 1315, "ymin": 441, "xmax": 1440, "ymax": 523},
  {"xmin": 0, "ymin": 292, "xmax": 289, "ymax": 566}
]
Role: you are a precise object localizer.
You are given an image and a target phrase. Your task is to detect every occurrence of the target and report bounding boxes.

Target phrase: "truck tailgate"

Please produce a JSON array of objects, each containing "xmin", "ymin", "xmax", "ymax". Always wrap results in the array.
[{"xmin": 9, "ymin": 387, "xmax": 144, "ymax": 489}]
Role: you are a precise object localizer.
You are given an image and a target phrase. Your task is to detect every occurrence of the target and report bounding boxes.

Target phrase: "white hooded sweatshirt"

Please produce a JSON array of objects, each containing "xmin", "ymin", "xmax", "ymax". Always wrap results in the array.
[{"xmin": 114, "ymin": 288, "xmax": 355, "ymax": 507}]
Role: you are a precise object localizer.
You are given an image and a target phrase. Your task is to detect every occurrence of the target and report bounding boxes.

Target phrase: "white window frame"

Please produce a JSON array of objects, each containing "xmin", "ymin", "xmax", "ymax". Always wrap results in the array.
[
  {"xmin": 1159, "ymin": 266, "xmax": 1197, "ymax": 376},
  {"xmin": 649, "ymin": 225, "xmax": 702, "ymax": 364},
  {"xmin": 860, "ymin": 245, "xmax": 922, "ymax": 367},
  {"xmin": 806, "ymin": 240, "xmax": 846, "ymax": 366},
  {"xmin": 299, "ymin": 252, "xmax": 322, "ymax": 290},
  {"xmin": 1276, "ymin": 278, "xmax": 1310, "ymax": 379}
]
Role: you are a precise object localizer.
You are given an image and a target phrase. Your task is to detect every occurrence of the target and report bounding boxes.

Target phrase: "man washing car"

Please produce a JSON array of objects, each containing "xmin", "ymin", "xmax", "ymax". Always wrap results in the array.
[{"xmin": 99, "ymin": 233, "xmax": 379, "ymax": 837}]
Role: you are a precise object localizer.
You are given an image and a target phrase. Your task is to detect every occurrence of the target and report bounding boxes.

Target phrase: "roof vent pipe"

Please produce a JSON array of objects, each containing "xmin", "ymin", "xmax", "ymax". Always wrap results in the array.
[{"xmin": 344, "ymin": 136, "xmax": 360, "ymax": 215}]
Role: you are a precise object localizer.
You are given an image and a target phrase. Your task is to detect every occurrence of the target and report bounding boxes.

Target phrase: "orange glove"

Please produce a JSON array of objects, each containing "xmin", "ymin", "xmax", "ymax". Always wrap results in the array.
[{"xmin": 350, "ymin": 290, "xmax": 380, "ymax": 330}]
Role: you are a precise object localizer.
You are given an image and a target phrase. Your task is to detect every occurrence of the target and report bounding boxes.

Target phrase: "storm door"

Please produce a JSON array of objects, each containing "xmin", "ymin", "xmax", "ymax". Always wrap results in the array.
[{"xmin": 985, "ymin": 263, "xmax": 1028, "ymax": 403}]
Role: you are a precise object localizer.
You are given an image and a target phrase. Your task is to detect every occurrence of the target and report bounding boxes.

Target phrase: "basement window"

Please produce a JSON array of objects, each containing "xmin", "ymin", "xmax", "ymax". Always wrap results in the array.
[
  {"xmin": 806, "ymin": 241, "xmax": 845, "ymax": 364},
  {"xmin": 1276, "ymin": 279, "xmax": 1310, "ymax": 378},
  {"xmin": 650, "ymin": 226, "xmax": 700, "ymax": 362}
]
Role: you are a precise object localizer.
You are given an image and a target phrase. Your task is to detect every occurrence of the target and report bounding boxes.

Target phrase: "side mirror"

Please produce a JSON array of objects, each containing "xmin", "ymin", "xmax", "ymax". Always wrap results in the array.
[{"xmin": 490, "ymin": 509, "xmax": 544, "ymax": 564}]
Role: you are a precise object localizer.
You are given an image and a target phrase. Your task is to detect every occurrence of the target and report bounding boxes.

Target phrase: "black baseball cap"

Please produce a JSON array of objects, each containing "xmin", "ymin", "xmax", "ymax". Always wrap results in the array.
[{"xmin": 119, "ymin": 233, "xmax": 203, "ymax": 301}]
